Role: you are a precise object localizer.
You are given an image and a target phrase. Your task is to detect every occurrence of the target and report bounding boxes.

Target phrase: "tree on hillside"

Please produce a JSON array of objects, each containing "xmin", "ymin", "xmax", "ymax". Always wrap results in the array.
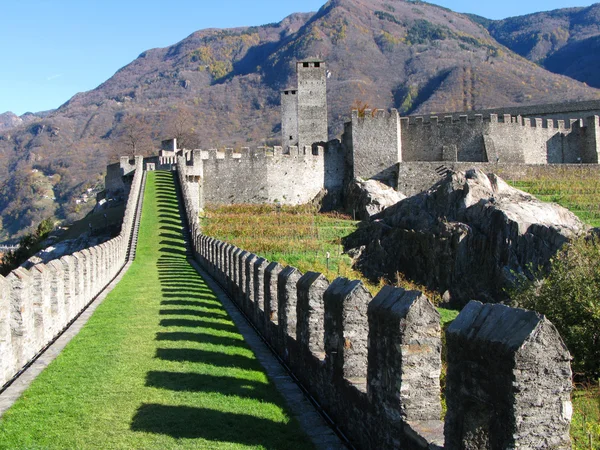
[
  {"xmin": 113, "ymin": 114, "xmax": 154, "ymax": 157},
  {"xmin": 163, "ymin": 107, "xmax": 201, "ymax": 150}
]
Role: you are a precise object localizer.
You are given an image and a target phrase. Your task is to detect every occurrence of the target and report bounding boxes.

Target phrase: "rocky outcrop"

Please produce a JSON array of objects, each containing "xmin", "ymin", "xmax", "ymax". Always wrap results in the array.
[
  {"xmin": 345, "ymin": 178, "xmax": 406, "ymax": 220},
  {"xmin": 344, "ymin": 169, "xmax": 587, "ymax": 304}
]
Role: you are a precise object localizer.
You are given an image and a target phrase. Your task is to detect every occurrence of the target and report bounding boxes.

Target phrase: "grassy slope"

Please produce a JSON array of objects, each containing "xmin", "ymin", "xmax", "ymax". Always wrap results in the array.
[
  {"xmin": 0, "ymin": 171, "xmax": 311, "ymax": 449},
  {"xmin": 506, "ymin": 170, "xmax": 600, "ymax": 228}
]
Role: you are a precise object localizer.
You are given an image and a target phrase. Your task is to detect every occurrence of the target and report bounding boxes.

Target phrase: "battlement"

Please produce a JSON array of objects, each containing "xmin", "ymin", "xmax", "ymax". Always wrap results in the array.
[
  {"xmin": 196, "ymin": 146, "xmax": 325, "ymax": 161},
  {"xmin": 402, "ymin": 113, "xmax": 590, "ymax": 131}
]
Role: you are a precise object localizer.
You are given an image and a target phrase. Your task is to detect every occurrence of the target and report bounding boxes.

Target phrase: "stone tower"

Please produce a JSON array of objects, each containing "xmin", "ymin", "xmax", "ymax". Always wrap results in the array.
[
  {"xmin": 281, "ymin": 60, "xmax": 328, "ymax": 151},
  {"xmin": 297, "ymin": 60, "xmax": 328, "ymax": 149},
  {"xmin": 281, "ymin": 88, "xmax": 298, "ymax": 148}
]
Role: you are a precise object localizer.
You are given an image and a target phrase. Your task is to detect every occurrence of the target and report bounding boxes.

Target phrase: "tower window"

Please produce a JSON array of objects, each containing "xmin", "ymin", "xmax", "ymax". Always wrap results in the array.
[
  {"xmin": 314, "ymin": 62, "xmax": 320, "ymax": 68},
  {"xmin": 292, "ymin": 90, "xmax": 296, "ymax": 95},
  {"xmin": 303, "ymin": 62, "xmax": 309, "ymax": 68},
  {"xmin": 289, "ymin": 135, "xmax": 293, "ymax": 140},
  {"xmin": 284, "ymin": 91, "xmax": 289, "ymax": 95}
]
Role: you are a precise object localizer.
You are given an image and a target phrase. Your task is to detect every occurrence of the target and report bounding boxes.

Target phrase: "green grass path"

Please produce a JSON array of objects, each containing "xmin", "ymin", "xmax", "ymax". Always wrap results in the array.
[{"xmin": 0, "ymin": 171, "xmax": 312, "ymax": 449}]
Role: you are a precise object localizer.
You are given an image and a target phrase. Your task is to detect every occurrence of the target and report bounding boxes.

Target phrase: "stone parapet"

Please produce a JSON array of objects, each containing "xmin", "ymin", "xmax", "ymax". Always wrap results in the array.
[
  {"xmin": 173, "ymin": 161, "xmax": 574, "ymax": 449},
  {"xmin": 0, "ymin": 155, "xmax": 145, "ymax": 389}
]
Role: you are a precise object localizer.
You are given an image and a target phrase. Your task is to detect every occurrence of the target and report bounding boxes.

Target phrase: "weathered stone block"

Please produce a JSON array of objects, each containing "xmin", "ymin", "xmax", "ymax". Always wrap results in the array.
[
  {"xmin": 6, "ymin": 268, "xmax": 35, "ymax": 367},
  {"xmin": 324, "ymin": 277, "xmax": 370, "ymax": 384},
  {"xmin": 30, "ymin": 264, "xmax": 53, "ymax": 342},
  {"xmin": 47, "ymin": 260, "xmax": 67, "ymax": 332},
  {"xmin": 264, "ymin": 261, "xmax": 283, "ymax": 326},
  {"xmin": 297, "ymin": 272, "xmax": 329, "ymax": 359},
  {"xmin": 244, "ymin": 254, "xmax": 258, "ymax": 316},
  {"xmin": 236, "ymin": 250, "xmax": 249, "ymax": 307},
  {"xmin": 367, "ymin": 286, "xmax": 442, "ymax": 422},
  {"xmin": 445, "ymin": 301, "xmax": 572, "ymax": 450},
  {"xmin": 252, "ymin": 257, "xmax": 268, "ymax": 330},
  {"xmin": 277, "ymin": 266, "xmax": 302, "ymax": 354},
  {"xmin": 0, "ymin": 276, "xmax": 13, "ymax": 386}
]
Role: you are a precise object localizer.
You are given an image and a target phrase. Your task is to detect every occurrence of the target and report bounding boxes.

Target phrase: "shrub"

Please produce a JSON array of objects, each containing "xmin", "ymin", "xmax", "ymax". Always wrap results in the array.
[{"xmin": 510, "ymin": 235, "xmax": 600, "ymax": 380}]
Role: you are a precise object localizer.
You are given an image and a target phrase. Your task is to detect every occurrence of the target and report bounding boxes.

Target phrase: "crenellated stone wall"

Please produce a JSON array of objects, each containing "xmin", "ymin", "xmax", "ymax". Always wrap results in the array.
[
  {"xmin": 0, "ymin": 156, "xmax": 145, "ymax": 390},
  {"xmin": 176, "ymin": 157, "xmax": 573, "ymax": 449}
]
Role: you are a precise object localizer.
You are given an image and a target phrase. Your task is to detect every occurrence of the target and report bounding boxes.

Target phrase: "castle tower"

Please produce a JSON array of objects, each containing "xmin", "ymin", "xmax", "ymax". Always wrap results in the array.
[
  {"xmin": 281, "ymin": 60, "xmax": 328, "ymax": 151},
  {"xmin": 281, "ymin": 88, "xmax": 298, "ymax": 148},
  {"xmin": 296, "ymin": 60, "xmax": 328, "ymax": 149}
]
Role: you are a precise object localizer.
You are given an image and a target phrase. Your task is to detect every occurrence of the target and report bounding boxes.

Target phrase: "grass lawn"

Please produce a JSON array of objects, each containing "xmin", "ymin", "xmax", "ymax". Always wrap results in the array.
[
  {"xmin": 0, "ymin": 171, "xmax": 312, "ymax": 449},
  {"xmin": 506, "ymin": 170, "xmax": 600, "ymax": 228}
]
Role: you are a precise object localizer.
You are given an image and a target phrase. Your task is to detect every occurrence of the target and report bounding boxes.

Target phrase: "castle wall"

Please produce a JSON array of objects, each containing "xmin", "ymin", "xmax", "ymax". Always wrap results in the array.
[
  {"xmin": 297, "ymin": 61, "xmax": 328, "ymax": 149},
  {"xmin": 422, "ymin": 99, "xmax": 600, "ymax": 122},
  {"xmin": 583, "ymin": 116, "xmax": 600, "ymax": 163},
  {"xmin": 0, "ymin": 156, "xmax": 145, "ymax": 390},
  {"xmin": 176, "ymin": 170, "xmax": 573, "ymax": 448},
  {"xmin": 348, "ymin": 110, "xmax": 401, "ymax": 187},
  {"xmin": 400, "ymin": 114, "xmax": 587, "ymax": 165},
  {"xmin": 189, "ymin": 147, "xmax": 326, "ymax": 206},
  {"xmin": 281, "ymin": 89, "xmax": 298, "ymax": 148}
]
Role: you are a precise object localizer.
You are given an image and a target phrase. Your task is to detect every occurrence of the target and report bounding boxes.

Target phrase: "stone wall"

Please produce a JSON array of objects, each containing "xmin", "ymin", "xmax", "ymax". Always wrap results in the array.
[
  {"xmin": 181, "ymin": 146, "xmax": 327, "ymax": 207},
  {"xmin": 176, "ymin": 164, "xmax": 573, "ymax": 449},
  {"xmin": 0, "ymin": 156, "xmax": 145, "ymax": 389},
  {"xmin": 397, "ymin": 161, "xmax": 600, "ymax": 197},
  {"xmin": 347, "ymin": 109, "xmax": 402, "ymax": 186},
  {"xmin": 401, "ymin": 114, "xmax": 589, "ymax": 164},
  {"xmin": 419, "ymin": 98, "xmax": 600, "ymax": 122}
]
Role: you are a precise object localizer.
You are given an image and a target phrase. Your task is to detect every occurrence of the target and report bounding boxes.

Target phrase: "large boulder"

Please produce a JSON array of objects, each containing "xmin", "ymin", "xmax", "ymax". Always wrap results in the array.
[
  {"xmin": 345, "ymin": 178, "xmax": 406, "ymax": 220},
  {"xmin": 344, "ymin": 169, "xmax": 587, "ymax": 304}
]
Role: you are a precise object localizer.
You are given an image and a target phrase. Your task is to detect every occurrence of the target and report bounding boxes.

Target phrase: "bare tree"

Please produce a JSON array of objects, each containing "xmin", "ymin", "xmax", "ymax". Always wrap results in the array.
[
  {"xmin": 164, "ymin": 107, "xmax": 201, "ymax": 150},
  {"xmin": 113, "ymin": 114, "xmax": 154, "ymax": 157}
]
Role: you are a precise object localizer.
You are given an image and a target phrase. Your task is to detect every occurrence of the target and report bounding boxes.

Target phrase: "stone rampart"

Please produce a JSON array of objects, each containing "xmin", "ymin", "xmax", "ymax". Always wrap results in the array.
[
  {"xmin": 401, "ymin": 114, "xmax": 592, "ymax": 164},
  {"xmin": 347, "ymin": 109, "xmax": 402, "ymax": 186},
  {"xmin": 177, "ymin": 173, "xmax": 573, "ymax": 449},
  {"xmin": 179, "ymin": 146, "xmax": 328, "ymax": 206},
  {"xmin": 0, "ymin": 156, "xmax": 145, "ymax": 389}
]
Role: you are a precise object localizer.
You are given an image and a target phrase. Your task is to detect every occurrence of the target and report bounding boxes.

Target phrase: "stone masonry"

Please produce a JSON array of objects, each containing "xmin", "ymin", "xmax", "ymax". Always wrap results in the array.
[
  {"xmin": 177, "ymin": 155, "xmax": 574, "ymax": 450},
  {"xmin": 0, "ymin": 156, "xmax": 145, "ymax": 390}
]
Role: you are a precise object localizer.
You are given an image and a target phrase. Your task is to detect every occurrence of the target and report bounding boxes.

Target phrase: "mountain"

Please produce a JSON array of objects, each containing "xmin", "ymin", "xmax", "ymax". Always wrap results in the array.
[
  {"xmin": 1, "ymin": 0, "xmax": 599, "ymax": 243},
  {"xmin": 471, "ymin": 3, "xmax": 600, "ymax": 88},
  {"xmin": 0, "ymin": 111, "xmax": 46, "ymax": 133}
]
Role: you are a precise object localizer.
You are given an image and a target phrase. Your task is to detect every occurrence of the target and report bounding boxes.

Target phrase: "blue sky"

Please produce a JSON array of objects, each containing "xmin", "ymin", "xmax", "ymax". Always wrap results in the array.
[{"xmin": 0, "ymin": 0, "xmax": 596, "ymax": 115}]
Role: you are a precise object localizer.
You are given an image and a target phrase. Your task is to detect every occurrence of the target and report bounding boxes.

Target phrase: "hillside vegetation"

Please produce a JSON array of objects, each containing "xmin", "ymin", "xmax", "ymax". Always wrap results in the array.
[{"xmin": 2, "ymin": 0, "xmax": 600, "ymax": 242}]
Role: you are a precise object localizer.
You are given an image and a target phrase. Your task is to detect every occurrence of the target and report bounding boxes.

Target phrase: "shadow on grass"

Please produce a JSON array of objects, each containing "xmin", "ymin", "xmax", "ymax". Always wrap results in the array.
[
  {"xmin": 161, "ymin": 299, "xmax": 221, "ymax": 308},
  {"xmin": 156, "ymin": 331, "xmax": 245, "ymax": 348},
  {"xmin": 155, "ymin": 348, "xmax": 254, "ymax": 369},
  {"xmin": 159, "ymin": 247, "xmax": 188, "ymax": 256},
  {"xmin": 131, "ymin": 404, "xmax": 295, "ymax": 443},
  {"xmin": 159, "ymin": 309, "xmax": 227, "ymax": 320},
  {"xmin": 159, "ymin": 289, "xmax": 215, "ymax": 297},
  {"xmin": 145, "ymin": 371, "xmax": 269, "ymax": 398},
  {"xmin": 159, "ymin": 318, "xmax": 236, "ymax": 333},
  {"xmin": 160, "ymin": 294, "xmax": 219, "ymax": 303}
]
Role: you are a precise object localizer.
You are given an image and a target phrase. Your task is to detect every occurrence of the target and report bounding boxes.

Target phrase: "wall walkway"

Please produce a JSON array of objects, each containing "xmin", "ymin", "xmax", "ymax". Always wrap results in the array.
[{"xmin": 0, "ymin": 171, "xmax": 330, "ymax": 449}]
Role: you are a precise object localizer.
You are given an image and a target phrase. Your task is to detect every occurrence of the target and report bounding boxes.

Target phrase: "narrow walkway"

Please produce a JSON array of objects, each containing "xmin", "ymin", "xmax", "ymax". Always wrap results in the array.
[{"xmin": 0, "ymin": 171, "xmax": 313, "ymax": 449}]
